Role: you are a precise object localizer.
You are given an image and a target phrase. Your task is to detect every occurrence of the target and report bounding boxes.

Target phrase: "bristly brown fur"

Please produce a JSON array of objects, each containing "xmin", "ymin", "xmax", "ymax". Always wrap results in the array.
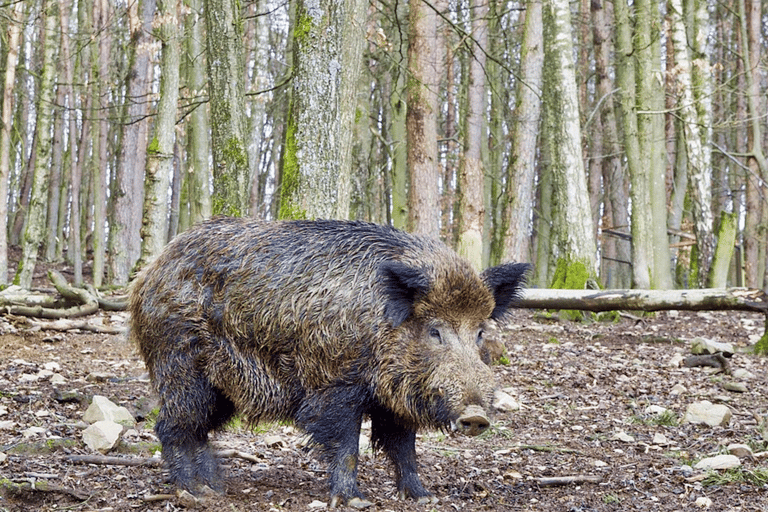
[{"xmin": 128, "ymin": 216, "xmax": 530, "ymax": 502}]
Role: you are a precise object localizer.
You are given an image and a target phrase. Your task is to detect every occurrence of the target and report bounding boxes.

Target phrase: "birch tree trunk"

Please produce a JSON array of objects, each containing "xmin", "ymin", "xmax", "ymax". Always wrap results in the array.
[
  {"xmin": 0, "ymin": 0, "xmax": 24, "ymax": 285},
  {"xmin": 204, "ymin": 0, "xmax": 249, "ymax": 216},
  {"xmin": 278, "ymin": 0, "xmax": 365, "ymax": 220},
  {"xmin": 502, "ymin": 0, "xmax": 543, "ymax": 264},
  {"xmin": 456, "ymin": 0, "xmax": 488, "ymax": 270},
  {"xmin": 138, "ymin": 0, "xmax": 180, "ymax": 267},
  {"xmin": 406, "ymin": 0, "xmax": 440, "ymax": 237},
  {"xmin": 542, "ymin": 0, "xmax": 597, "ymax": 285},
  {"xmin": 109, "ymin": 0, "xmax": 155, "ymax": 284},
  {"xmin": 15, "ymin": 0, "xmax": 57, "ymax": 289},
  {"xmin": 669, "ymin": 0, "xmax": 714, "ymax": 287}
]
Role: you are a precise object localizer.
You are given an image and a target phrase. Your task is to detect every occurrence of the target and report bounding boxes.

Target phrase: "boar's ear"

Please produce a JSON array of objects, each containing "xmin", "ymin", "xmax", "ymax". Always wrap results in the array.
[
  {"xmin": 481, "ymin": 263, "xmax": 531, "ymax": 320},
  {"xmin": 378, "ymin": 261, "xmax": 430, "ymax": 327}
]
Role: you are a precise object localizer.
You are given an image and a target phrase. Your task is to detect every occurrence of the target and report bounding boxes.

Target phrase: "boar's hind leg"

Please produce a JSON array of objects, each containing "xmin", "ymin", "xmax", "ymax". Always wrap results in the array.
[
  {"xmin": 155, "ymin": 366, "xmax": 235, "ymax": 491},
  {"xmin": 296, "ymin": 387, "xmax": 369, "ymax": 507},
  {"xmin": 370, "ymin": 408, "xmax": 432, "ymax": 501}
]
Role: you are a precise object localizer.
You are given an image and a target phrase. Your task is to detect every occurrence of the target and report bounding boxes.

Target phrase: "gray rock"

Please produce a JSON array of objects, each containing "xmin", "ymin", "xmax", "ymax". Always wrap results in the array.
[
  {"xmin": 82, "ymin": 420, "xmax": 123, "ymax": 453},
  {"xmin": 83, "ymin": 395, "xmax": 136, "ymax": 428},
  {"xmin": 690, "ymin": 337, "xmax": 734, "ymax": 357},
  {"xmin": 694, "ymin": 454, "xmax": 740, "ymax": 470},
  {"xmin": 493, "ymin": 390, "xmax": 520, "ymax": 412},
  {"xmin": 727, "ymin": 443, "xmax": 753, "ymax": 458},
  {"xmin": 683, "ymin": 400, "xmax": 731, "ymax": 427}
]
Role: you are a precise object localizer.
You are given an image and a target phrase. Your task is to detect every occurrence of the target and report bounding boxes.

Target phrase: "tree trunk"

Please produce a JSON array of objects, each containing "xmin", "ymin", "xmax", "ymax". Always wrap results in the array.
[
  {"xmin": 456, "ymin": 0, "xmax": 488, "ymax": 270},
  {"xmin": 406, "ymin": 0, "xmax": 440, "ymax": 237},
  {"xmin": 91, "ymin": 0, "xmax": 111, "ymax": 288},
  {"xmin": 15, "ymin": 0, "xmax": 57, "ymax": 289},
  {"xmin": 109, "ymin": 0, "xmax": 155, "ymax": 284},
  {"xmin": 204, "ymin": 0, "xmax": 250, "ymax": 216},
  {"xmin": 0, "ymin": 0, "xmax": 23, "ymax": 285},
  {"xmin": 182, "ymin": 0, "xmax": 211, "ymax": 228},
  {"xmin": 542, "ymin": 0, "xmax": 597, "ymax": 285},
  {"xmin": 740, "ymin": 0, "xmax": 767, "ymax": 288},
  {"xmin": 138, "ymin": 0, "xmax": 180, "ymax": 267},
  {"xmin": 502, "ymin": 0, "xmax": 543, "ymax": 265},
  {"xmin": 279, "ymin": 0, "xmax": 366, "ymax": 220},
  {"xmin": 592, "ymin": 0, "xmax": 631, "ymax": 288}
]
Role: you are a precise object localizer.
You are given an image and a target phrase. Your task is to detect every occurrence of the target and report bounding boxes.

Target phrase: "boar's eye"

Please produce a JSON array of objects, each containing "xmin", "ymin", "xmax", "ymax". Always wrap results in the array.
[
  {"xmin": 429, "ymin": 327, "xmax": 443, "ymax": 344},
  {"xmin": 476, "ymin": 329, "xmax": 484, "ymax": 346}
]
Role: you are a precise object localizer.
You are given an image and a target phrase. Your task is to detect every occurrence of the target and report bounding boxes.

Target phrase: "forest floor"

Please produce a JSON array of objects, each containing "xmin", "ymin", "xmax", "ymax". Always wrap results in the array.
[{"xmin": 0, "ymin": 266, "xmax": 767, "ymax": 511}]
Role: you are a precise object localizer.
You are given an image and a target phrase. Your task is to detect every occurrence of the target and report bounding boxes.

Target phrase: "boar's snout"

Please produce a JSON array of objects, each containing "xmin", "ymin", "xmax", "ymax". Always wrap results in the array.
[{"xmin": 456, "ymin": 405, "xmax": 490, "ymax": 436}]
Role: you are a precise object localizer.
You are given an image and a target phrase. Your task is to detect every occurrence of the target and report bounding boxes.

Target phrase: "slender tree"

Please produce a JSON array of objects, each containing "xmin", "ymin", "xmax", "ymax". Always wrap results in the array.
[
  {"xmin": 204, "ymin": 0, "xmax": 250, "ymax": 216},
  {"xmin": 502, "ymin": 0, "xmax": 543, "ymax": 264},
  {"xmin": 138, "ymin": 0, "xmax": 180, "ymax": 267},
  {"xmin": 0, "ymin": 0, "xmax": 24, "ymax": 285},
  {"xmin": 15, "ymin": 0, "xmax": 57, "ymax": 288},
  {"xmin": 406, "ymin": 0, "xmax": 440, "ymax": 237}
]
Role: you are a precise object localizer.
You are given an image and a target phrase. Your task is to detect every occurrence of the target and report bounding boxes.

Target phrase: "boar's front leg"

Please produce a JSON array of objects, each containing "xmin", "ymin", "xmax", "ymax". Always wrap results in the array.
[
  {"xmin": 370, "ymin": 407, "xmax": 433, "ymax": 502},
  {"xmin": 296, "ymin": 387, "xmax": 370, "ymax": 508}
]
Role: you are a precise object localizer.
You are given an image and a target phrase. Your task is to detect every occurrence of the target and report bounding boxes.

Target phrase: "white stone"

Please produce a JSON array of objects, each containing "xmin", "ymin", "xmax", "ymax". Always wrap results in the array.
[
  {"xmin": 652, "ymin": 433, "xmax": 669, "ymax": 446},
  {"xmin": 359, "ymin": 432, "xmax": 370, "ymax": 453},
  {"xmin": 493, "ymin": 390, "xmax": 520, "ymax": 412},
  {"xmin": 670, "ymin": 384, "xmax": 687, "ymax": 395},
  {"xmin": 727, "ymin": 443, "xmax": 753, "ymax": 458},
  {"xmin": 695, "ymin": 496, "xmax": 713, "ymax": 508},
  {"xmin": 50, "ymin": 374, "xmax": 67, "ymax": 385},
  {"xmin": 82, "ymin": 420, "xmax": 123, "ymax": 453},
  {"xmin": 84, "ymin": 395, "xmax": 135, "ymax": 428},
  {"xmin": 732, "ymin": 369, "xmax": 755, "ymax": 380},
  {"xmin": 694, "ymin": 454, "xmax": 740, "ymax": 471},
  {"xmin": 644, "ymin": 405, "xmax": 669, "ymax": 415},
  {"xmin": 308, "ymin": 500, "xmax": 328, "ymax": 509},
  {"xmin": 668, "ymin": 354, "xmax": 685, "ymax": 367},
  {"xmin": 0, "ymin": 420, "xmax": 16, "ymax": 430},
  {"xmin": 613, "ymin": 431, "xmax": 635, "ymax": 443},
  {"xmin": 683, "ymin": 401, "xmax": 731, "ymax": 427},
  {"xmin": 22, "ymin": 426, "xmax": 46, "ymax": 438},
  {"xmin": 263, "ymin": 435, "xmax": 284, "ymax": 448},
  {"xmin": 690, "ymin": 337, "xmax": 735, "ymax": 356}
]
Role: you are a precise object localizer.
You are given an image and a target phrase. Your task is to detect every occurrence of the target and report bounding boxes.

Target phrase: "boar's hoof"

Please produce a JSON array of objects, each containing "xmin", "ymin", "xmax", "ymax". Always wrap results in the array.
[
  {"xmin": 330, "ymin": 496, "xmax": 373, "ymax": 509},
  {"xmin": 457, "ymin": 405, "xmax": 491, "ymax": 436}
]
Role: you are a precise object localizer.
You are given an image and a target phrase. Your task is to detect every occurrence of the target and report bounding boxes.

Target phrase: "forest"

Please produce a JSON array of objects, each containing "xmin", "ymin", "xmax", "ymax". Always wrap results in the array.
[{"xmin": 0, "ymin": 0, "xmax": 766, "ymax": 293}]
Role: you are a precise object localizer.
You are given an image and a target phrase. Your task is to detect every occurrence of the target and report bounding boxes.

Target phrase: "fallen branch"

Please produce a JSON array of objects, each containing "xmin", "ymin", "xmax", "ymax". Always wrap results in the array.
[
  {"xmin": 64, "ymin": 454, "xmax": 162, "ymax": 467},
  {"xmin": 534, "ymin": 475, "xmax": 604, "ymax": 487},
  {"xmin": 25, "ymin": 318, "xmax": 124, "ymax": 334},
  {"xmin": 517, "ymin": 287, "xmax": 768, "ymax": 314},
  {"xmin": 64, "ymin": 449, "xmax": 260, "ymax": 467},
  {"xmin": 2, "ymin": 479, "xmax": 91, "ymax": 501}
]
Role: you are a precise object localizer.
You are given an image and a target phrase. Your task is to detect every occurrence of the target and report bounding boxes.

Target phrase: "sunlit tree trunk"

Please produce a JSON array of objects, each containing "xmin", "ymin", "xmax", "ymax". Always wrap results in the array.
[
  {"xmin": 278, "ymin": 0, "xmax": 365, "ymax": 220},
  {"xmin": 502, "ymin": 0, "xmax": 543, "ymax": 264},
  {"xmin": 592, "ymin": 0, "xmax": 631, "ymax": 288},
  {"xmin": 109, "ymin": 0, "xmax": 155, "ymax": 284},
  {"xmin": 740, "ymin": 0, "xmax": 767, "ymax": 287},
  {"xmin": 15, "ymin": 0, "xmax": 57, "ymax": 288},
  {"xmin": 0, "ymin": 0, "xmax": 24, "ymax": 285},
  {"xmin": 138, "ymin": 0, "xmax": 180, "ymax": 267},
  {"xmin": 542, "ymin": 0, "xmax": 597, "ymax": 285},
  {"xmin": 406, "ymin": 0, "xmax": 440, "ymax": 237},
  {"xmin": 182, "ymin": 0, "xmax": 211, "ymax": 229},
  {"xmin": 456, "ymin": 0, "xmax": 488, "ymax": 270},
  {"xmin": 204, "ymin": 0, "xmax": 249, "ymax": 216}
]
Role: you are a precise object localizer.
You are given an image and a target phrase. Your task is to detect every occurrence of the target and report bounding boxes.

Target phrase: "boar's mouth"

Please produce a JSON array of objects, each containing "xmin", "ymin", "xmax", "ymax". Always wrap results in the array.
[{"xmin": 455, "ymin": 404, "xmax": 491, "ymax": 436}]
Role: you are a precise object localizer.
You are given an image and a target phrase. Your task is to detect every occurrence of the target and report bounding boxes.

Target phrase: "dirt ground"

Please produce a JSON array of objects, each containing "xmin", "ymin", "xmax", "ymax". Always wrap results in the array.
[{"xmin": 1, "ymin": 301, "xmax": 767, "ymax": 511}]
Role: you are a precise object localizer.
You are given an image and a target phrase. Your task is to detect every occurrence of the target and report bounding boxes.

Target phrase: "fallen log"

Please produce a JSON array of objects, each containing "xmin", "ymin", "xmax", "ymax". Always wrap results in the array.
[{"xmin": 517, "ymin": 287, "xmax": 768, "ymax": 314}]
